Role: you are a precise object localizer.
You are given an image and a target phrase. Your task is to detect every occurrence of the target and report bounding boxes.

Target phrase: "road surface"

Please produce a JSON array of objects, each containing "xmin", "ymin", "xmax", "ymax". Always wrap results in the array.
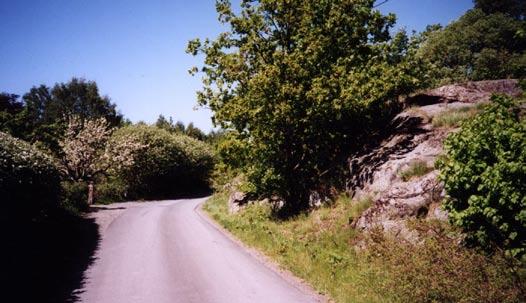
[{"xmin": 78, "ymin": 198, "xmax": 323, "ymax": 303}]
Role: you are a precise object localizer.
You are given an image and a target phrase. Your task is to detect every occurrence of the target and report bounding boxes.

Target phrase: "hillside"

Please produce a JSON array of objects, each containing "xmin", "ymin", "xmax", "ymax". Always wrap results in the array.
[
  {"xmin": 210, "ymin": 79, "xmax": 525, "ymax": 302},
  {"xmin": 348, "ymin": 79, "xmax": 522, "ymax": 239}
]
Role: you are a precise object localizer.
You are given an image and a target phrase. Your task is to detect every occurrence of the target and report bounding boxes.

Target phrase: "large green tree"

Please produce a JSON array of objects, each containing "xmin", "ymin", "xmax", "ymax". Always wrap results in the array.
[
  {"xmin": 474, "ymin": 0, "xmax": 525, "ymax": 20},
  {"xmin": 188, "ymin": 0, "xmax": 426, "ymax": 212},
  {"xmin": 419, "ymin": 4, "xmax": 526, "ymax": 83},
  {"xmin": 2, "ymin": 78, "xmax": 123, "ymax": 153}
]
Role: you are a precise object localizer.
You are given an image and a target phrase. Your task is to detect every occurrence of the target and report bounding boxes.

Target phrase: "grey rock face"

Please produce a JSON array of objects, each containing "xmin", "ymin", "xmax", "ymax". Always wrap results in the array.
[{"xmin": 347, "ymin": 79, "xmax": 522, "ymax": 239}]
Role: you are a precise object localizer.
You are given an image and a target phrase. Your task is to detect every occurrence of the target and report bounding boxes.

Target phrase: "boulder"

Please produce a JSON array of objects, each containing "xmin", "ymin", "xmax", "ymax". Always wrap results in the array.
[{"xmin": 228, "ymin": 191, "xmax": 248, "ymax": 214}]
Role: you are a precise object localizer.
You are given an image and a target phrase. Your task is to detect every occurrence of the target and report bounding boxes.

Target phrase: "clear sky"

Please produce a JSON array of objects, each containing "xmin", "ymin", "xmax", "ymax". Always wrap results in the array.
[{"xmin": 0, "ymin": 0, "xmax": 474, "ymax": 132}]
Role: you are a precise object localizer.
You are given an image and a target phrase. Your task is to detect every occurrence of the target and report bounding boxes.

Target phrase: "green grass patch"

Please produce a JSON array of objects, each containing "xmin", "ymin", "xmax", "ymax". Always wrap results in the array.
[
  {"xmin": 432, "ymin": 103, "xmax": 485, "ymax": 128},
  {"xmin": 398, "ymin": 160, "xmax": 434, "ymax": 182},
  {"xmin": 203, "ymin": 194, "xmax": 525, "ymax": 303}
]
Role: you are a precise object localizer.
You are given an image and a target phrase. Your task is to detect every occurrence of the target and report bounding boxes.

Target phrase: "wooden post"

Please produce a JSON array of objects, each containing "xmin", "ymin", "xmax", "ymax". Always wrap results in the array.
[{"xmin": 88, "ymin": 181, "xmax": 94, "ymax": 205}]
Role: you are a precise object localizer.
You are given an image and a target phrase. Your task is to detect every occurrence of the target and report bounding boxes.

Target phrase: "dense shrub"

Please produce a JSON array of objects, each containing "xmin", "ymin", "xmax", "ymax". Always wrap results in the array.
[
  {"xmin": 437, "ymin": 95, "xmax": 526, "ymax": 258},
  {"xmin": 94, "ymin": 177, "xmax": 128, "ymax": 204},
  {"xmin": 60, "ymin": 181, "xmax": 89, "ymax": 213},
  {"xmin": 111, "ymin": 125, "xmax": 214, "ymax": 199},
  {"xmin": 0, "ymin": 132, "xmax": 60, "ymax": 216}
]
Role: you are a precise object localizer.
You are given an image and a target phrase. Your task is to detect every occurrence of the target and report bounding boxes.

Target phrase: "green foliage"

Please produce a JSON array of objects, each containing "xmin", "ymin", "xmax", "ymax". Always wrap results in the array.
[
  {"xmin": 189, "ymin": 0, "xmax": 427, "ymax": 212},
  {"xmin": 93, "ymin": 177, "xmax": 128, "ymax": 204},
  {"xmin": 155, "ymin": 115, "xmax": 206, "ymax": 141},
  {"xmin": 1, "ymin": 78, "xmax": 122, "ymax": 153},
  {"xmin": 437, "ymin": 95, "xmax": 526, "ymax": 258},
  {"xmin": 398, "ymin": 160, "xmax": 434, "ymax": 182},
  {"xmin": 111, "ymin": 125, "xmax": 215, "ymax": 199},
  {"xmin": 419, "ymin": 8, "xmax": 526, "ymax": 84},
  {"xmin": 0, "ymin": 93, "xmax": 24, "ymax": 135},
  {"xmin": 0, "ymin": 132, "xmax": 61, "ymax": 216},
  {"xmin": 474, "ymin": 0, "xmax": 526, "ymax": 20},
  {"xmin": 204, "ymin": 194, "xmax": 525, "ymax": 302},
  {"xmin": 60, "ymin": 181, "xmax": 89, "ymax": 213}
]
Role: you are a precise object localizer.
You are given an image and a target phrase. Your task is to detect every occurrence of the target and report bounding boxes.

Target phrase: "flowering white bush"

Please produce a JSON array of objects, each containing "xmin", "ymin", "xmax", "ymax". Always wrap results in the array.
[
  {"xmin": 59, "ymin": 117, "xmax": 146, "ymax": 182},
  {"xmin": 0, "ymin": 131, "xmax": 60, "ymax": 213}
]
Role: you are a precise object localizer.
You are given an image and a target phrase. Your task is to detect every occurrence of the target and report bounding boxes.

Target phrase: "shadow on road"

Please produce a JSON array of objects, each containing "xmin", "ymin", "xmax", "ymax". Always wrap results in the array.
[{"xmin": 0, "ymin": 210, "xmax": 100, "ymax": 303}]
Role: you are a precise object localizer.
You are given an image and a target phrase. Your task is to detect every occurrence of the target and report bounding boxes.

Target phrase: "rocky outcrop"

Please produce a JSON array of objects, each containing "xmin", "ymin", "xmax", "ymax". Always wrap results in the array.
[
  {"xmin": 407, "ymin": 79, "xmax": 522, "ymax": 105},
  {"xmin": 348, "ymin": 79, "xmax": 522, "ymax": 239}
]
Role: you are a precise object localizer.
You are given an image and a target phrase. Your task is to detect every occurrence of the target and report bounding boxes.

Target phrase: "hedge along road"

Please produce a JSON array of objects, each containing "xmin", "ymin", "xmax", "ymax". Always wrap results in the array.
[{"xmin": 78, "ymin": 198, "xmax": 324, "ymax": 303}]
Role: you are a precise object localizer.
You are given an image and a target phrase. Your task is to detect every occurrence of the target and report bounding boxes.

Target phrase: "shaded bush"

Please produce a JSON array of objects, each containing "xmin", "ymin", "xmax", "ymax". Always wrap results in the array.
[
  {"xmin": 112, "ymin": 125, "xmax": 215, "ymax": 199},
  {"xmin": 60, "ymin": 181, "xmax": 89, "ymax": 213},
  {"xmin": 94, "ymin": 177, "xmax": 127, "ymax": 204},
  {"xmin": 437, "ymin": 95, "xmax": 526, "ymax": 258},
  {"xmin": 0, "ymin": 132, "xmax": 60, "ymax": 217}
]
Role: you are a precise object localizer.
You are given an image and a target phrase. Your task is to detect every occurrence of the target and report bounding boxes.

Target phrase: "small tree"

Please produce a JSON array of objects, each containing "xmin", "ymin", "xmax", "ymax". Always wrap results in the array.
[{"xmin": 59, "ymin": 117, "xmax": 145, "ymax": 204}]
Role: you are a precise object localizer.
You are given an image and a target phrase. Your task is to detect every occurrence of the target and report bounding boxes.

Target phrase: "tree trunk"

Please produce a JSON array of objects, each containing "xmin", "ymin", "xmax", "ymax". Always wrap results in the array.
[{"xmin": 87, "ymin": 181, "xmax": 94, "ymax": 205}]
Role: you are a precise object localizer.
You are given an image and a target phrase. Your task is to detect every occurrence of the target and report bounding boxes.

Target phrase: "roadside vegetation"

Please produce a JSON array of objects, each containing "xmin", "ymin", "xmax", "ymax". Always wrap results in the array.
[
  {"xmin": 204, "ymin": 194, "xmax": 525, "ymax": 302},
  {"xmin": 198, "ymin": 1, "xmax": 526, "ymax": 302},
  {"xmin": 437, "ymin": 95, "xmax": 526, "ymax": 258},
  {"xmin": 188, "ymin": 0, "xmax": 430, "ymax": 214},
  {"xmin": 1, "ymin": 0, "xmax": 525, "ymax": 301},
  {"xmin": 1, "ymin": 78, "xmax": 216, "ymax": 212}
]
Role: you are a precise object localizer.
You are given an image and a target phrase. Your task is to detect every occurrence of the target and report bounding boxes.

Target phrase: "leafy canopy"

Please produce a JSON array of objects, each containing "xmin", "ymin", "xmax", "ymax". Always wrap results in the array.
[
  {"xmin": 0, "ymin": 78, "xmax": 122, "ymax": 153},
  {"xmin": 419, "ymin": 6, "xmax": 526, "ymax": 83},
  {"xmin": 437, "ymin": 95, "xmax": 526, "ymax": 258},
  {"xmin": 188, "ymin": 0, "xmax": 426, "ymax": 211},
  {"xmin": 474, "ymin": 0, "xmax": 525, "ymax": 20}
]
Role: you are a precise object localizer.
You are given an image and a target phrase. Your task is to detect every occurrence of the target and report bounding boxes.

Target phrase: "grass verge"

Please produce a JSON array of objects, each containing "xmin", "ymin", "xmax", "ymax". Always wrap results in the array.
[{"xmin": 204, "ymin": 193, "xmax": 525, "ymax": 303}]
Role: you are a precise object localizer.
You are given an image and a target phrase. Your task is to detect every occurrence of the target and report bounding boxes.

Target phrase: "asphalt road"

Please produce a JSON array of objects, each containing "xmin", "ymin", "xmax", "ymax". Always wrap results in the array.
[{"xmin": 78, "ymin": 198, "xmax": 322, "ymax": 303}]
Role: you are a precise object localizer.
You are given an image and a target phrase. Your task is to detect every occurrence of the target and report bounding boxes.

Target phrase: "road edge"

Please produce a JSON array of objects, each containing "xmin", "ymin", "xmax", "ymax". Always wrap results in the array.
[{"xmin": 194, "ymin": 198, "xmax": 329, "ymax": 303}]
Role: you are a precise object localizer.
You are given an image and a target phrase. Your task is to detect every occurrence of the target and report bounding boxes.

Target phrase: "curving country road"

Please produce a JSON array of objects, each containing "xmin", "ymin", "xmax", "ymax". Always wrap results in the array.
[{"xmin": 78, "ymin": 198, "xmax": 323, "ymax": 303}]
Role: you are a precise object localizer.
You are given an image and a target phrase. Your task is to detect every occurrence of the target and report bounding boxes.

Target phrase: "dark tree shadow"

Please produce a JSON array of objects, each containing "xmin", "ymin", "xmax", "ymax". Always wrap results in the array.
[
  {"xmin": 0, "ymin": 209, "xmax": 100, "ymax": 303},
  {"xmin": 345, "ymin": 114, "xmax": 430, "ymax": 194}
]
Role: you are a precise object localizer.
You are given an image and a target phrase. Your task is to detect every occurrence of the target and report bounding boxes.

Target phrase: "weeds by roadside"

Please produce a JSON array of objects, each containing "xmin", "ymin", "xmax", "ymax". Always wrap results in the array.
[{"xmin": 204, "ymin": 194, "xmax": 525, "ymax": 303}]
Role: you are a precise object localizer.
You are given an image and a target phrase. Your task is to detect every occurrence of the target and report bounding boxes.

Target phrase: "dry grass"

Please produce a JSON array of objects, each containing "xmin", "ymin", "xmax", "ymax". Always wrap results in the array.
[
  {"xmin": 432, "ymin": 103, "xmax": 486, "ymax": 128},
  {"xmin": 399, "ymin": 160, "xmax": 434, "ymax": 181}
]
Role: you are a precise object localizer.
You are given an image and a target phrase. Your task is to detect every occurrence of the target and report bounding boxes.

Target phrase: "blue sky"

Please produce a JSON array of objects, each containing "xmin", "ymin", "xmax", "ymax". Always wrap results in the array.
[{"xmin": 0, "ymin": 0, "xmax": 473, "ymax": 132}]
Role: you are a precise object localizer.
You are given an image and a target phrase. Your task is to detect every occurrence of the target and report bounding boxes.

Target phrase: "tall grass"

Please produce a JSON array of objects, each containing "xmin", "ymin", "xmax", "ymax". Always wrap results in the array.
[
  {"xmin": 432, "ymin": 104, "xmax": 486, "ymax": 128},
  {"xmin": 203, "ymin": 194, "xmax": 525, "ymax": 303},
  {"xmin": 398, "ymin": 160, "xmax": 434, "ymax": 181}
]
